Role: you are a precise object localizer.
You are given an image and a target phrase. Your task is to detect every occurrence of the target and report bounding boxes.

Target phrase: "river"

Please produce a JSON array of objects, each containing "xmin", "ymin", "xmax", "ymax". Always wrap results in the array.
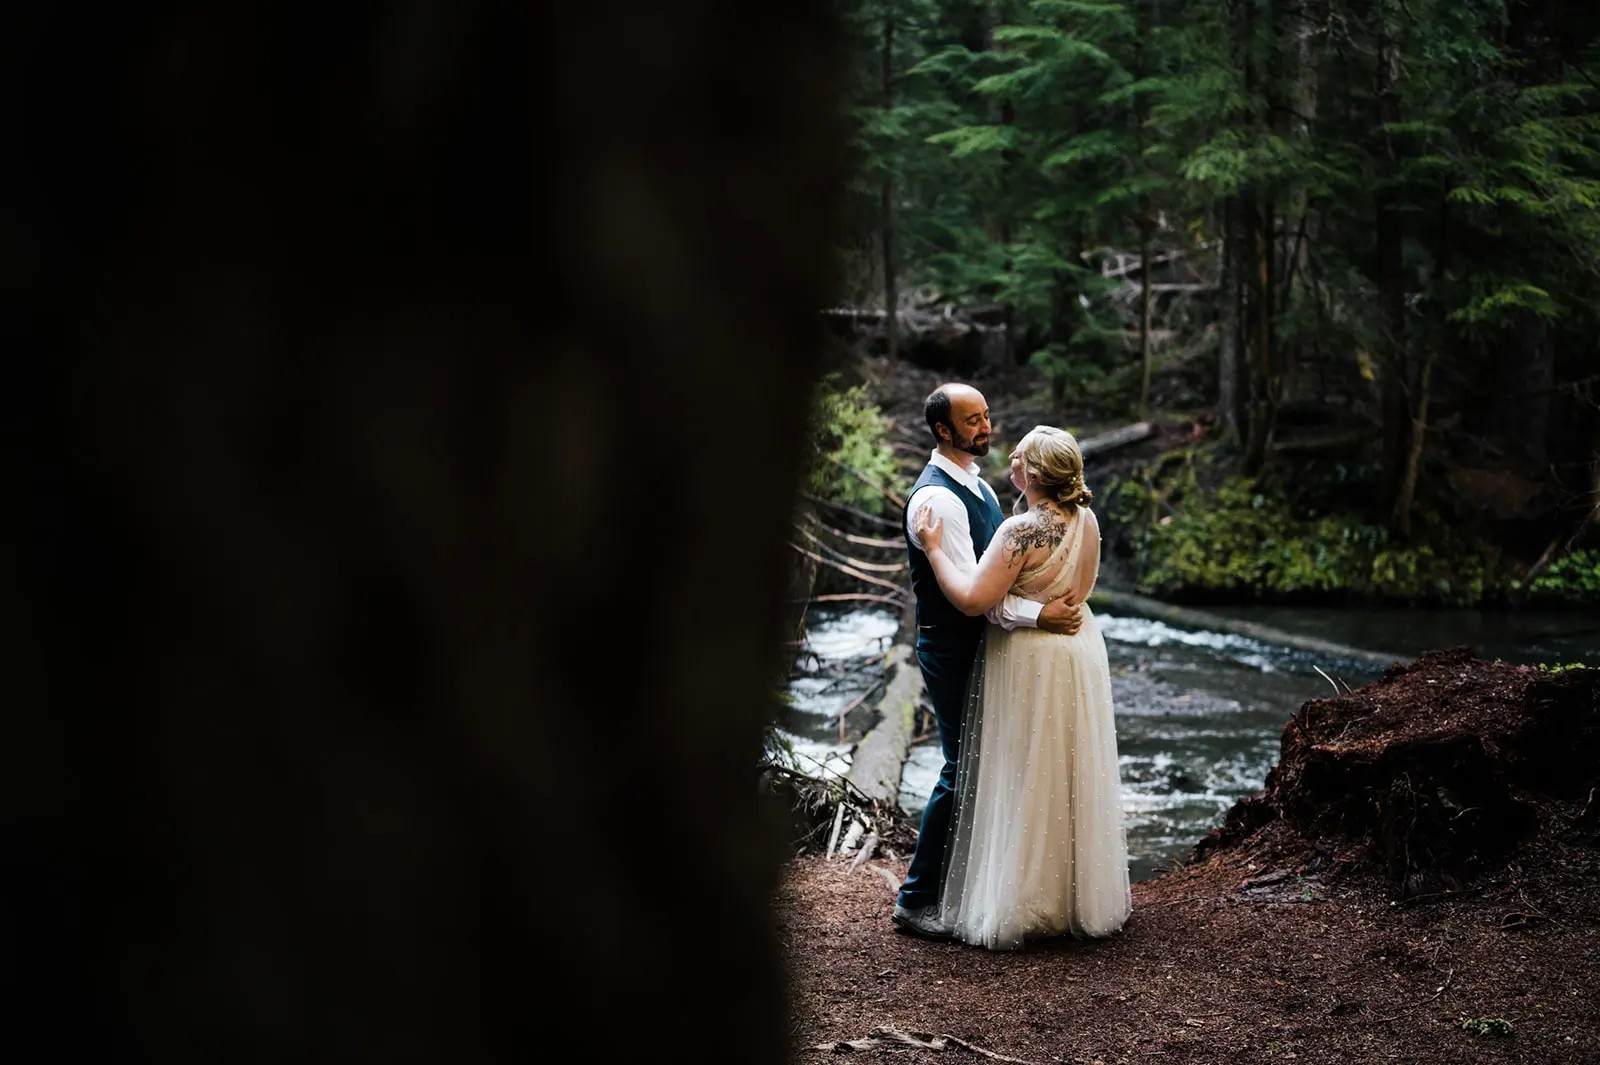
[{"xmin": 777, "ymin": 599, "xmax": 1598, "ymax": 883}]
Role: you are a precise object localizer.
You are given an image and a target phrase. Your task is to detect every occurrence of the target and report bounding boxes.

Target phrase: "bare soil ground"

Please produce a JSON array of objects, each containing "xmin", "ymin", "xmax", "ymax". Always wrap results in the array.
[{"xmin": 776, "ymin": 654, "xmax": 1600, "ymax": 1065}]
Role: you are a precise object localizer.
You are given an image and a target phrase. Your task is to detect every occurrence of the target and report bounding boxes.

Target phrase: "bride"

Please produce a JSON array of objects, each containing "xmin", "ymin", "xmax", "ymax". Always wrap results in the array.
[{"xmin": 913, "ymin": 425, "xmax": 1131, "ymax": 949}]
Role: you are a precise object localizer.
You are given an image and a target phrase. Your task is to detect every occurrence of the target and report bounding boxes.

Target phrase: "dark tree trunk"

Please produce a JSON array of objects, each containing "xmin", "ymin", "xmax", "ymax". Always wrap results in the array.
[
  {"xmin": 10, "ymin": 4, "xmax": 845, "ymax": 1062},
  {"xmin": 1504, "ymin": 316, "xmax": 1554, "ymax": 469},
  {"xmin": 1242, "ymin": 198, "xmax": 1277, "ymax": 475},
  {"xmin": 1218, "ymin": 0, "xmax": 1251, "ymax": 447},
  {"xmin": 881, "ymin": 4, "xmax": 899, "ymax": 364},
  {"xmin": 1393, "ymin": 350, "xmax": 1437, "ymax": 536},
  {"xmin": 1219, "ymin": 198, "xmax": 1246, "ymax": 445},
  {"xmin": 1140, "ymin": 218, "xmax": 1155, "ymax": 418},
  {"xmin": 1374, "ymin": 22, "xmax": 1412, "ymax": 529}
]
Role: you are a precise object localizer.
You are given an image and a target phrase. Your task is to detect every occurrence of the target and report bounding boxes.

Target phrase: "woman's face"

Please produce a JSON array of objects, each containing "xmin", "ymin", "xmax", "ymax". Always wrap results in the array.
[{"xmin": 1008, "ymin": 437, "xmax": 1031, "ymax": 493}]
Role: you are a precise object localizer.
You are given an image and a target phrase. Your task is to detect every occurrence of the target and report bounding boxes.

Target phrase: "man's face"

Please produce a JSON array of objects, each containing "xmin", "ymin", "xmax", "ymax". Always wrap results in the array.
[{"xmin": 944, "ymin": 390, "xmax": 992, "ymax": 458}]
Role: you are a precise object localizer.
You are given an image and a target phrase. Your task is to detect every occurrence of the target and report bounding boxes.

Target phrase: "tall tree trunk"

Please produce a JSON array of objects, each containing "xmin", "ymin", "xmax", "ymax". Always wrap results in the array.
[
  {"xmin": 881, "ymin": 4, "xmax": 899, "ymax": 364},
  {"xmin": 1218, "ymin": 198, "xmax": 1245, "ymax": 445},
  {"xmin": 1393, "ymin": 350, "xmax": 1437, "ymax": 536},
  {"xmin": 1218, "ymin": 0, "xmax": 1251, "ymax": 446},
  {"xmin": 1136, "ymin": 0, "xmax": 1157, "ymax": 419},
  {"xmin": 1242, "ymin": 197, "xmax": 1276, "ymax": 474},
  {"xmin": 1139, "ymin": 217, "xmax": 1154, "ymax": 418},
  {"xmin": 1277, "ymin": 0, "xmax": 1321, "ymax": 393},
  {"xmin": 12, "ymin": 3, "xmax": 846, "ymax": 1062},
  {"xmin": 1505, "ymin": 316, "xmax": 1554, "ymax": 469},
  {"xmin": 1374, "ymin": 16, "xmax": 1411, "ymax": 529}
]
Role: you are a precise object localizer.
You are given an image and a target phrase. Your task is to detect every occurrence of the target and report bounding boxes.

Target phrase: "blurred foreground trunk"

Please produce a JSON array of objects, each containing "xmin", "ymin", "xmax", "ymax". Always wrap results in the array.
[{"xmin": 9, "ymin": 4, "xmax": 845, "ymax": 1061}]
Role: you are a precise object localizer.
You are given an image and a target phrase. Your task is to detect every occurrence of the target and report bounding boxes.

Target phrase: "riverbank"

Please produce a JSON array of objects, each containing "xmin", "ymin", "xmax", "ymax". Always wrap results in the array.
[
  {"xmin": 781, "ymin": 843, "xmax": 1596, "ymax": 1064},
  {"xmin": 777, "ymin": 653, "xmax": 1600, "ymax": 1065}
]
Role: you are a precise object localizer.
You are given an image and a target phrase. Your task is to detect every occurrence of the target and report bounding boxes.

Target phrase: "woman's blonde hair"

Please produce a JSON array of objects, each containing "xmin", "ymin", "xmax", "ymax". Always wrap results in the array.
[{"xmin": 1016, "ymin": 425, "xmax": 1093, "ymax": 512}]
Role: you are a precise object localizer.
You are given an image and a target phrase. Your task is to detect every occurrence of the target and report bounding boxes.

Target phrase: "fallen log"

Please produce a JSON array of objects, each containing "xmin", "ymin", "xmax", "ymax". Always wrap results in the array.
[
  {"xmin": 844, "ymin": 644, "xmax": 923, "ymax": 805},
  {"xmin": 1269, "ymin": 428, "xmax": 1378, "ymax": 456},
  {"xmin": 1080, "ymin": 421, "xmax": 1155, "ymax": 459}
]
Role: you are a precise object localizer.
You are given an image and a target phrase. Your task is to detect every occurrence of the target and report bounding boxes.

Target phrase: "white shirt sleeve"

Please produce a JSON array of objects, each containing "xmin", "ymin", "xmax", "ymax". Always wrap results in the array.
[
  {"xmin": 906, "ymin": 484, "xmax": 971, "ymax": 557},
  {"xmin": 907, "ymin": 483, "xmax": 1041, "ymax": 630}
]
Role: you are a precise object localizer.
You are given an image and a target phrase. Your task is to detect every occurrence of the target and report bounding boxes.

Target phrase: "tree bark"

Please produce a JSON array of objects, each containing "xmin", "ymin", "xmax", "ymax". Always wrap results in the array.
[
  {"xmin": 1218, "ymin": 0, "xmax": 1250, "ymax": 447},
  {"xmin": 1140, "ymin": 218, "xmax": 1155, "ymax": 418},
  {"xmin": 1374, "ymin": 14, "xmax": 1411, "ymax": 528},
  {"xmin": 1136, "ymin": 0, "xmax": 1159, "ymax": 419},
  {"xmin": 11, "ymin": 3, "xmax": 846, "ymax": 1062},
  {"xmin": 1392, "ymin": 350, "xmax": 1437, "ymax": 536},
  {"xmin": 1219, "ymin": 198, "xmax": 1245, "ymax": 444},
  {"xmin": 1242, "ymin": 199, "xmax": 1277, "ymax": 475},
  {"xmin": 881, "ymin": 3, "xmax": 899, "ymax": 365}
]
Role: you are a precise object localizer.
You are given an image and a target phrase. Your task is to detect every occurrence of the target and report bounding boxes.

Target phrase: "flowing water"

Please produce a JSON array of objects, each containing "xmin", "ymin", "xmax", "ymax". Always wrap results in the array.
[{"xmin": 776, "ymin": 600, "xmax": 1597, "ymax": 883}]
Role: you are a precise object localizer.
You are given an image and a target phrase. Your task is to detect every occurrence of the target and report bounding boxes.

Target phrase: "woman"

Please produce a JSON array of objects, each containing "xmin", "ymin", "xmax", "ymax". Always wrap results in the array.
[{"xmin": 914, "ymin": 425, "xmax": 1131, "ymax": 949}]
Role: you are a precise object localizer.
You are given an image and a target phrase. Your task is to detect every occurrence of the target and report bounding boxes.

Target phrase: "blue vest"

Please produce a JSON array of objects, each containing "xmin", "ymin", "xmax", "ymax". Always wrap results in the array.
[{"xmin": 904, "ymin": 464, "xmax": 1006, "ymax": 649}]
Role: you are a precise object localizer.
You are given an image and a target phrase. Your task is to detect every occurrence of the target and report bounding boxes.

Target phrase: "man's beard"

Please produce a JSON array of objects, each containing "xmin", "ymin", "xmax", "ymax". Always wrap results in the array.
[{"xmin": 955, "ymin": 430, "xmax": 990, "ymax": 457}]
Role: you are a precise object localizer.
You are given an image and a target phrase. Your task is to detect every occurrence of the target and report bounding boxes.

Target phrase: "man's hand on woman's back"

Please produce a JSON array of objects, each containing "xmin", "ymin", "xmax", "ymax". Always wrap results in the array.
[{"xmin": 1038, "ymin": 597, "xmax": 1082, "ymax": 635}]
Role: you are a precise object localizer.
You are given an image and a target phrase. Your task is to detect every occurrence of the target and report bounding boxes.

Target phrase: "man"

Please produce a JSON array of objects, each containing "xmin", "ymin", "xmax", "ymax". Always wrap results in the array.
[{"xmin": 892, "ymin": 383, "xmax": 1083, "ymax": 939}]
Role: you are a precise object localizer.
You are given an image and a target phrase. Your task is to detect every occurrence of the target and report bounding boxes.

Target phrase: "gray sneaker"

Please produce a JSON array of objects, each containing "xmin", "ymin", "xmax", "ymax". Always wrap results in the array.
[{"xmin": 891, "ymin": 903, "xmax": 952, "ymax": 940}]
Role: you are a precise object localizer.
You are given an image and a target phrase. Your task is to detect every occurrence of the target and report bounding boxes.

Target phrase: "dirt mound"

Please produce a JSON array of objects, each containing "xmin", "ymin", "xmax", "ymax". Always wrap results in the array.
[{"xmin": 1194, "ymin": 649, "xmax": 1600, "ymax": 899}]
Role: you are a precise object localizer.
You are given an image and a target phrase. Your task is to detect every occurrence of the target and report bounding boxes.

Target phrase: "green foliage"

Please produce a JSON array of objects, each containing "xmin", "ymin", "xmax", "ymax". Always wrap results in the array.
[
  {"xmin": 1525, "ymin": 549, "xmax": 1600, "ymax": 605},
  {"xmin": 1461, "ymin": 1017, "xmax": 1515, "ymax": 1039},
  {"xmin": 1108, "ymin": 453, "xmax": 1492, "ymax": 605},
  {"xmin": 837, "ymin": 0, "xmax": 1600, "ymax": 587},
  {"xmin": 806, "ymin": 376, "xmax": 898, "ymax": 517}
]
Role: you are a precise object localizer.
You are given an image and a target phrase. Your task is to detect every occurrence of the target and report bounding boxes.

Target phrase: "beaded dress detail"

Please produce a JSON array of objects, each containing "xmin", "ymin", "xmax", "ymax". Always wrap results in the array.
[{"xmin": 939, "ymin": 507, "xmax": 1132, "ymax": 949}]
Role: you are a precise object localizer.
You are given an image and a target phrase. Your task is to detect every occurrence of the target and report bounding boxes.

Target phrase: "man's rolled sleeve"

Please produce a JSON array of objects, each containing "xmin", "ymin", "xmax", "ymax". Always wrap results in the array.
[{"xmin": 989, "ymin": 595, "xmax": 1042, "ymax": 630}]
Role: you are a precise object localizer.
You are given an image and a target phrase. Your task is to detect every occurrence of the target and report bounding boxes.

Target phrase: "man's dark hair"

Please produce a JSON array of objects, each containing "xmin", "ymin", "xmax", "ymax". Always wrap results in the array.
[{"xmin": 924, "ymin": 386, "xmax": 954, "ymax": 445}]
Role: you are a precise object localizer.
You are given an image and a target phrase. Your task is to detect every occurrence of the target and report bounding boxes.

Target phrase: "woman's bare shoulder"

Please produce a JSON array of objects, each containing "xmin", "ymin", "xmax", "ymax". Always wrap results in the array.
[{"xmin": 996, "ymin": 507, "xmax": 1068, "ymax": 560}]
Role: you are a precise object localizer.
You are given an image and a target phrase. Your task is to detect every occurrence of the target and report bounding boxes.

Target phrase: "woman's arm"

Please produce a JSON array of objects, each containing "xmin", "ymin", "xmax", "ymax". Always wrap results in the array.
[{"xmin": 915, "ymin": 508, "xmax": 1030, "ymax": 616}]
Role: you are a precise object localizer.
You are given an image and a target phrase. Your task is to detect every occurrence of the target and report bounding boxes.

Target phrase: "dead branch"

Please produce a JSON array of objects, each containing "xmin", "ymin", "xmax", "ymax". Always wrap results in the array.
[
  {"xmin": 786, "ymin": 542, "xmax": 906, "ymax": 594},
  {"xmin": 807, "ymin": 517, "xmax": 903, "ymax": 550},
  {"xmin": 796, "ymin": 524, "xmax": 907, "ymax": 573},
  {"xmin": 847, "ymin": 833, "xmax": 880, "ymax": 873},
  {"xmin": 800, "ymin": 592, "xmax": 908, "ymax": 608},
  {"xmin": 814, "ymin": 1027, "xmax": 1041, "ymax": 1065},
  {"xmin": 798, "ymin": 491, "xmax": 901, "ymax": 529}
]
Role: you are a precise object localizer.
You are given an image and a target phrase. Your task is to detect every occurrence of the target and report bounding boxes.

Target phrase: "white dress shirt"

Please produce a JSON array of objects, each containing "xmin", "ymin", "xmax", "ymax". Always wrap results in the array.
[{"xmin": 905, "ymin": 450, "xmax": 1042, "ymax": 630}]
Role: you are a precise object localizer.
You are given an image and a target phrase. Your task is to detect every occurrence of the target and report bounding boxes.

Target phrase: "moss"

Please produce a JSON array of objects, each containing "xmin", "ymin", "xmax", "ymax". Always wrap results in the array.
[{"xmin": 1461, "ymin": 1017, "xmax": 1515, "ymax": 1039}]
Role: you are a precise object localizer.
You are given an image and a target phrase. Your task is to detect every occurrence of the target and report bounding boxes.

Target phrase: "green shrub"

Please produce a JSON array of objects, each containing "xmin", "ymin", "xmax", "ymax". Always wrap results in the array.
[
  {"xmin": 1524, "ymin": 549, "xmax": 1600, "ymax": 605},
  {"xmin": 1109, "ymin": 453, "xmax": 1493, "ymax": 605},
  {"xmin": 806, "ymin": 376, "xmax": 898, "ymax": 516}
]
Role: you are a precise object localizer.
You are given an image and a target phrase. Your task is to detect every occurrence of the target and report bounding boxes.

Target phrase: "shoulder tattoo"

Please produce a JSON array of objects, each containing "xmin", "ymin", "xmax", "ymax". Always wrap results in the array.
[{"xmin": 1000, "ymin": 510, "xmax": 1067, "ymax": 565}]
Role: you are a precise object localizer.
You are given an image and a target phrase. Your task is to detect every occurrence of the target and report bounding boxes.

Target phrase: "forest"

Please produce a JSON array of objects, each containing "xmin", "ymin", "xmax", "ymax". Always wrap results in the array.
[{"xmin": 812, "ymin": 0, "xmax": 1600, "ymax": 607}]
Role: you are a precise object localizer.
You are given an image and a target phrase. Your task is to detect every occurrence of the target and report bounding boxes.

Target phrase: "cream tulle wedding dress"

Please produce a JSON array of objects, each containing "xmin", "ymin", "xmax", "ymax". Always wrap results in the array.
[{"xmin": 939, "ymin": 507, "xmax": 1132, "ymax": 949}]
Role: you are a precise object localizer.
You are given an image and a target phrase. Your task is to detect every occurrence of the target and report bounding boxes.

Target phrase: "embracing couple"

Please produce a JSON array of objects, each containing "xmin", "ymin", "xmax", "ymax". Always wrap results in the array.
[{"xmin": 891, "ymin": 382, "xmax": 1132, "ymax": 950}]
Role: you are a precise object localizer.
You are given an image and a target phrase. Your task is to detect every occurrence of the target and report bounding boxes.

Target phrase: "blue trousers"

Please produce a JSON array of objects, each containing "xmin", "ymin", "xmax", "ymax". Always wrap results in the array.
[{"xmin": 896, "ymin": 634, "xmax": 980, "ymax": 909}]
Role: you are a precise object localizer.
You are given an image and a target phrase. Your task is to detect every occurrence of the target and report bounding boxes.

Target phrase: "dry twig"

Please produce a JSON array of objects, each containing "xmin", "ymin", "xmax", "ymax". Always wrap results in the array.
[{"xmin": 813, "ymin": 1026, "xmax": 1041, "ymax": 1065}]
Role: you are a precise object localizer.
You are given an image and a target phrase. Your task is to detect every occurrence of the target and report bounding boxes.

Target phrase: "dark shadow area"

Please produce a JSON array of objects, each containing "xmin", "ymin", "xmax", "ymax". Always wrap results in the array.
[{"xmin": 8, "ymin": 4, "xmax": 846, "ymax": 1060}]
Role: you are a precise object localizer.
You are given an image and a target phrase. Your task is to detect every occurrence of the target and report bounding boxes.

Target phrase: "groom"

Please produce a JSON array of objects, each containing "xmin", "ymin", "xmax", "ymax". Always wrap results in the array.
[{"xmin": 892, "ymin": 383, "xmax": 1082, "ymax": 939}]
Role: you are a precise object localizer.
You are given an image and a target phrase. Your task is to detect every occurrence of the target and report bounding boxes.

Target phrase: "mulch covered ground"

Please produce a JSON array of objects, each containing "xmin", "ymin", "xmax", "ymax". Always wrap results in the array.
[{"xmin": 776, "ymin": 653, "xmax": 1600, "ymax": 1065}]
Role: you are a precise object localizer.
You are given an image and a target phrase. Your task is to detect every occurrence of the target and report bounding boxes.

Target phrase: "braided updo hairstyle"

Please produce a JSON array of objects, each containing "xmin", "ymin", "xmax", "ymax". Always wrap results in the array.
[{"xmin": 1015, "ymin": 425, "xmax": 1093, "ymax": 513}]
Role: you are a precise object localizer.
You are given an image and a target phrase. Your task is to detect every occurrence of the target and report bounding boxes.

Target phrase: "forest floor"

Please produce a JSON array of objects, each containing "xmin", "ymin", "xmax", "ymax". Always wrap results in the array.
[
  {"xmin": 778, "ymin": 356, "xmax": 1598, "ymax": 1065},
  {"xmin": 776, "ymin": 646, "xmax": 1600, "ymax": 1064}
]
